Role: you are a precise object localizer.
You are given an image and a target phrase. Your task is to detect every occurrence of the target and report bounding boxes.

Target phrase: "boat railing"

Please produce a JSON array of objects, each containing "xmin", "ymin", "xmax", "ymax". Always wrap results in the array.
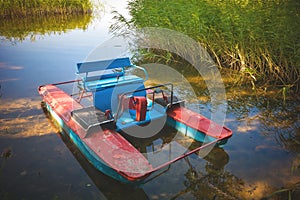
[
  {"xmin": 114, "ymin": 83, "xmax": 174, "ymax": 121},
  {"xmin": 129, "ymin": 64, "xmax": 148, "ymax": 81},
  {"xmin": 47, "ymin": 79, "xmax": 92, "ymax": 103},
  {"xmin": 75, "ymin": 58, "xmax": 149, "ymax": 103}
]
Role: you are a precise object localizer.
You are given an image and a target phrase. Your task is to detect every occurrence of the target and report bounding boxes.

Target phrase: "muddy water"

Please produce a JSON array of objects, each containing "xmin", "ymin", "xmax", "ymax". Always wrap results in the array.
[{"xmin": 1, "ymin": 1, "xmax": 300, "ymax": 200}]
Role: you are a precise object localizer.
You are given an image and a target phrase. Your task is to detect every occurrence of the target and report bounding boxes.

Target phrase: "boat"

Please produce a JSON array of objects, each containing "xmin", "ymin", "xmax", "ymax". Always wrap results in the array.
[{"xmin": 38, "ymin": 57, "xmax": 232, "ymax": 184}]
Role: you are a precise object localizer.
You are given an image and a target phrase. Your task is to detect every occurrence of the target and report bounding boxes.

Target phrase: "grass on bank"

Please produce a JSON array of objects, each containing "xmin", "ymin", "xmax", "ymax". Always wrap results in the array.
[
  {"xmin": 0, "ymin": 0, "xmax": 92, "ymax": 17},
  {"xmin": 117, "ymin": 0, "xmax": 300, "ymax": 91}
]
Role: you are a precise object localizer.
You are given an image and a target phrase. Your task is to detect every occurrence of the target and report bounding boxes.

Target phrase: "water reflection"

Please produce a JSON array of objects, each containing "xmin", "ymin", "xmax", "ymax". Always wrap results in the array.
[
  {"xmin": 0, "ymin": 98, "xmax": 54, "ymax": 137},
  {"xmin": 225, "ymin": 87, "xmax": 300, "ymax": 149},
  {"xmin": 58, "ymin": 128, "xmax": 150, "ymax": 200},
  {"xmin": 0, "ymin": 14, "xmax": 92, "ymax": 43},
  {"xmin": 1, "ymin": 91, "xmax": 299, "ymax": 199},
  {"xmin": 173, "ymin": 147, "xmax": 298, "ymax": 200},
  {"xmin": 0, "ymin": 0, "xmax": 299, "ymax": 198},
  {"xmin": 0, "ymin": 134, "xmax": 107, "ymax": 199},
  {"xmin": 0, "ymin": 83, "xmax": 2, "ymax": 98},
  {"xmin": 107, "ymin": 25, "xmax": 300, "ymax": 198},
  {"xmin": 45, "ymin": 111, "xmax": 235, "ymax": 200},
  {"xmin": 39, "ymin": 94, "xmax": 242, "ymax": 199}
]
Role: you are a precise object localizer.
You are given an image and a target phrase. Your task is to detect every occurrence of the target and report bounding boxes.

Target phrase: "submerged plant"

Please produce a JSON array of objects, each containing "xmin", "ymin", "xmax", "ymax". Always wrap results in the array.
[
  {"xmin": 263, "ymin": 182, "xmax": 300, "ymax": 200},
  {"xmin": 1, "ymin": 147, "xmax": 12, "ymax": 159},
  {"xmin": 0, "ymin": 147, "xmax": 13, "ymax": 178}
]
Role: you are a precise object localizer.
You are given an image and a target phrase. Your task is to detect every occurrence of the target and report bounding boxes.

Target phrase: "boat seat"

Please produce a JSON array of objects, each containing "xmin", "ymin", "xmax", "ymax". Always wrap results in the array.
[
  {"xmin": 129, "ymin": 96, "xmax": 147, "ymax": 121},
  {"xmin": 76, "ymin": 58, "xmax": 129, "ymax": 82},
  {"xmin": 84, "ymin": 75, "xmax": 145, "ymax": 92},
  {"xmin": 75, "ymin": 58, "xmax": 149, "ymax": 112},
  {"xmin": 76, "ymin": 57, "xmax": 148, "ymax": 92}
]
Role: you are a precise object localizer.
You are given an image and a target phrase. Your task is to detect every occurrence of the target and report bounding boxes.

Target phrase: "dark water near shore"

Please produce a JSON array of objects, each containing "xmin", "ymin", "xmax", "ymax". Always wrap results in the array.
[{"xmin": 1, "ymin": 1, "xmax": 300, "ymax": 199}]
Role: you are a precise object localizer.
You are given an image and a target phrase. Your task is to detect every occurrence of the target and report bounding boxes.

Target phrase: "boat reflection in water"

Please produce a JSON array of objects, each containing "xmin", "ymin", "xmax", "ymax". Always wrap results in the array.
[
  {"xmin": 43, "ymin": 100, "xmax": 230, "ymax": 199},
  {"xmin": 60, "ymin": 130, "xmax": 149, "ymax": 200},
  {"xmin": 42, "ymin": 102, "xmax": 148, "ymax": 199}
]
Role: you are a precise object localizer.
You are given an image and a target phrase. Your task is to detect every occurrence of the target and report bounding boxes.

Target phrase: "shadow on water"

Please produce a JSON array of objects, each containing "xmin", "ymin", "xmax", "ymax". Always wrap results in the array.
[
  {"xmin": 57, "ymin": 130, "xmax": 150, "ymax": 200},
  {"xmin": 53, "ymin": 124, "xmax": 240, "ymax": 200},
  {"xmin": 0, "ymin": 13, "xmax": 92, "ymax": 43}
]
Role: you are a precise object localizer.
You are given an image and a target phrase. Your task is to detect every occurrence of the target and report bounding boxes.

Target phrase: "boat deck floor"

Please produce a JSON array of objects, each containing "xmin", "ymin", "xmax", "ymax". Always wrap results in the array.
[{"xmin": 71, "ymin": 106, "xmax": 109, "ymax": 130}]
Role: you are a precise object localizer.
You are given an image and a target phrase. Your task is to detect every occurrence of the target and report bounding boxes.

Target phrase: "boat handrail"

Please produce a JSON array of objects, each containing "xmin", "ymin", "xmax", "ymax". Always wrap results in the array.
[
  {"xmin": 84, "ymin": 119, "xmax": 116, "ymax": 138},
  {"xmin": 131, "ymin": 64, "xmax": 148, "ymax": 81},
  {"xmin": 114, "ymin": 83, "xmax": 174, "ymax": 121}
]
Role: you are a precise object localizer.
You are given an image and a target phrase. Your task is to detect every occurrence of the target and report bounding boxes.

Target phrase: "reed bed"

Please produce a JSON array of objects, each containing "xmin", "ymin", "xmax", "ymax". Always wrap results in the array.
[
  {"xmin": 0, "ymin": 0, "xmax": 92, "ymax": 18},
  {"xmin": 122, "ymin": 0, "xmax": 300, "ymax": 91}
]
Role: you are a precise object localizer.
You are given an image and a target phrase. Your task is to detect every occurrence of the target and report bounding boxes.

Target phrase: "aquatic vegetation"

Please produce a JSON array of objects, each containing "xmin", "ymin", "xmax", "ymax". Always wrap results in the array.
[
  {"xmin": 112, "ymin": 0, "xmax": 300, "ymax": 91},
  {"xmin": 0, "ymin": 0, "xmax": 92, "ymax": 17},
  {"xmin": 0, "ymin": 147, "xmax": 12, "ymax": 159}
]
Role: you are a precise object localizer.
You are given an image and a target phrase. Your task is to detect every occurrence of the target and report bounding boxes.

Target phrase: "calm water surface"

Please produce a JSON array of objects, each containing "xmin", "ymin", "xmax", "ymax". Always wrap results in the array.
[{"xmin": 1, "ymin": 1, "xmax": 300, "ymax": 200}]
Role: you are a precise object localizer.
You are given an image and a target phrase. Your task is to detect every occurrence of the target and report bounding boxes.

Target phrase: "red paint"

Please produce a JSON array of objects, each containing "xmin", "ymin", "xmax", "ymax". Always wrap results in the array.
[
  {"xmin": 124, "ymin": 96, "xmax": 147, "ymax": 121},
  {"xmin": 132, "ymin": 97, "xmax": 147, "ymax": 121},
  {"xmin": 38, "ymin": 85, "xmax": 152, "ymax": 181},
  {"xmin": 38, "ymin": 84, "xmax": 232, "ymax": 182},
  {"xmin": 167, "ymin": 106, "xmax": 232, "ymax": 139}
]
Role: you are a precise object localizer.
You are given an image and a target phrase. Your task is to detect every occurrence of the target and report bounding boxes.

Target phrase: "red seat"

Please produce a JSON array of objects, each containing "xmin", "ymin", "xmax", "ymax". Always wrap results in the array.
[{"xmin": 129, "ymin": 96, "xmax": 147, "ymax": 121}]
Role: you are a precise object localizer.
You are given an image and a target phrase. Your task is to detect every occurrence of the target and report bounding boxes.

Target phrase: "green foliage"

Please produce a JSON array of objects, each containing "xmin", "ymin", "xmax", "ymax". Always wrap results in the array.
[
  {"xmin": 0, "ymin": 0, "xmax": 93, "ymax": 42},
  {"xmin": 0, "ymin": 0, "xmax": 92, "ymax": 17},
  {"xmin": 126, "ymin": 0, "xmax": 300, "ymax": 90},
  {"xmin": 0, "ymin": 14, "xmax": 92, "ymax": 42}
]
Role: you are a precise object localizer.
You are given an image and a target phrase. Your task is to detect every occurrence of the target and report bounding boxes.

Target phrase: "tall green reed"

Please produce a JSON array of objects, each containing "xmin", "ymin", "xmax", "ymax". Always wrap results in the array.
[
  {"xmin": 120, "ymin": 0, "xmax": 300, "ymax": 91},
  {"xmin": 0, "ymin": 0, "xmax": 92, "ymax": 17}
]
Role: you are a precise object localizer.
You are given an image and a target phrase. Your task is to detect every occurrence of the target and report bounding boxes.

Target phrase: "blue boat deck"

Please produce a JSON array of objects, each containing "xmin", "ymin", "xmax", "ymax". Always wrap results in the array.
[{"xmin": 116, "ymin": 103, "xmax": 166, "ymax": 131}]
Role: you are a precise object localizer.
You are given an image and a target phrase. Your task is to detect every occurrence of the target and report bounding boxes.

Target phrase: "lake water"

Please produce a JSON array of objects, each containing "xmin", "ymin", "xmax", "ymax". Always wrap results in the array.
[{"xmin": 1, "ymin": 1, "xmax": 300, "ymax": 199}]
